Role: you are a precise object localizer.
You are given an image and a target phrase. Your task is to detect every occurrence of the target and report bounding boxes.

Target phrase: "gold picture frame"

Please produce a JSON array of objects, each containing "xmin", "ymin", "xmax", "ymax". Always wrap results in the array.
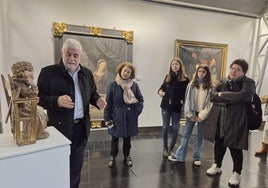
[{"xmin": 175, "ymin": 39, "xmax": 228, "ymax": 84}]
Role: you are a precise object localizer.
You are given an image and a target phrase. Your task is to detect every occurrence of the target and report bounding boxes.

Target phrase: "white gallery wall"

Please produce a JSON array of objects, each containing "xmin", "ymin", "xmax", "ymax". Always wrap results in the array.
[{"xmin": 0, "ymin": 0, "xmax": 267, "ymax": 127}]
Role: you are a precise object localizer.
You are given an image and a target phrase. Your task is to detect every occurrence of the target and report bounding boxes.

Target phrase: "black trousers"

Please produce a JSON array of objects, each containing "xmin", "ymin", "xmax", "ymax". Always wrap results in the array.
[
  {"xmin": 214, "ymin": 136, "xmax": 243, "ymax": 174},
  {"xmin": 110, "ymin": 136, "xmax": 131, "ymax": 157},
  {"xmin": 70, "ymin": 123, "xmax": 88, "ymax": 188}
]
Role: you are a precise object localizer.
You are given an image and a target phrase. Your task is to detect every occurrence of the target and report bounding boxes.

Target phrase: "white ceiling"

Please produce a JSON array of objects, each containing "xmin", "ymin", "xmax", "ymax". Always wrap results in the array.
[{"xmin": 143, "ymin": 0, "xmax": 268, "ymax": 18}]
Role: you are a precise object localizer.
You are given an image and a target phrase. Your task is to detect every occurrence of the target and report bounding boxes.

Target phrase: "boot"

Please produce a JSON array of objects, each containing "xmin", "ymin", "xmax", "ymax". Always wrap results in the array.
[
  {"xmin": 255, "ymin": 142, "xmax": 268, "ymax": 155},
  {"xmin": 168, "ymin": 144, "xmax": 175, "ymax": 156},
  {"xmin": 163, "ymin": 145, "xmax": 168, "ymax": 158}
]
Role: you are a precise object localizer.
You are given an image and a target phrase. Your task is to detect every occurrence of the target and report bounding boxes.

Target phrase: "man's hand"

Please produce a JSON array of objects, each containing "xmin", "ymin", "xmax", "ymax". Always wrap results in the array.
[
  {"xmin": 58, "ymin": 95, "xmax": 74, "ymax": 109},
  {"xmin": 97, "ymin": 97, "xmax": 107, "ymax": 110}
]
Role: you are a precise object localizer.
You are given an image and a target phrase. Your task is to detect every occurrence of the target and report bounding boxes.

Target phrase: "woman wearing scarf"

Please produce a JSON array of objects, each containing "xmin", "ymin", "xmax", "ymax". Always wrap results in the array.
[
  {"xmin": 104, "ymin": 62, "xmax": 144, "ymax": 168},
  {"xmin": 202, "ymin": 59, "xmax": 255, "ymax": 186},
  {"xmin": 168, "ymin": 65, "xmax": 213, "ymax": 166}
]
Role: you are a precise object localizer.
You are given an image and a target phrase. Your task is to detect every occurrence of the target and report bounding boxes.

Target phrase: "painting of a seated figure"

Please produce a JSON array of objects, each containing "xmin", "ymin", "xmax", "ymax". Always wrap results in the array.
[{"xmin": 11, "ymin": 61, "xmax": 49, "ymax": 139}]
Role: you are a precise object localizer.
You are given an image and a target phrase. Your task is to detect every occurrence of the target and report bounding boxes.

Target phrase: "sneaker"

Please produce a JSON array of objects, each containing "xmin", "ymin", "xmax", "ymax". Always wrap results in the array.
[
  {"xmin": 124, "ymin": 156, "xmax": 133, "ymax": 167},
  {"xmin": 228, "ymin": 172, "xmax": 241, "ymax": 186},
  {"xmin": 108, "ymin": 156, "xmax": 115, "ymax": 168},
  {"xmin": 168, "ymin": 151, "xmax": 174, "ymax": 157},
  {"xmin": 168, "ymin": 154, "xmax": 183, "ymax": 162},
  {"xmin": 193, "ymin": 159, "xmax": 201, "ymax": 166},
  {"xmin": 206, "ymin": 164, "xmax": 222, "ymax": 175}
]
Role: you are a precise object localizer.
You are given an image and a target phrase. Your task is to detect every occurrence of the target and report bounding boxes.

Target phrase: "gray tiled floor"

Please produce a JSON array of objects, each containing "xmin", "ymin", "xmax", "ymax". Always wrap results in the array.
[{"xmin": 79, "ymin": 126, "xmax": 268, "ymax": 188}]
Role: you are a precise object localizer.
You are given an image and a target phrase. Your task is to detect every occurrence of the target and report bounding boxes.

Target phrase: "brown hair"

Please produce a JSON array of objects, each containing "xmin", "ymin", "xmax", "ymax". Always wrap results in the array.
[
  {"xmin": 191, "ymin": 65, "xmax": 213, "ymax": 89},
  {"xmin": 116, "ymin": 62, "xmax": 136, "ymax": 79},
  {"xmin": 165, "ymin": 58, "xmax": 188, "ymax": 82},
  {"xmin": 230, "ymin": 59, "xmax": 249, "ymax": 73}
]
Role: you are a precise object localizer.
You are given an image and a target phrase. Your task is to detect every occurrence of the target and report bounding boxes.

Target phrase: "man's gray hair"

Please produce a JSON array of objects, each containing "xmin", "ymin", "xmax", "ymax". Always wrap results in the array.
[{"xmin": 61, "ymin": 38, "xmax": 82, "ymax": 53}]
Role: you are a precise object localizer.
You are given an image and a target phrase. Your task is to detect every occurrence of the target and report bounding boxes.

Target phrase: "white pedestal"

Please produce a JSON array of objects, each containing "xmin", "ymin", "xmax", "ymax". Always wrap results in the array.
[{"xmin": 0, "ymin": 126, "xmax": 71, "ymax": 188}]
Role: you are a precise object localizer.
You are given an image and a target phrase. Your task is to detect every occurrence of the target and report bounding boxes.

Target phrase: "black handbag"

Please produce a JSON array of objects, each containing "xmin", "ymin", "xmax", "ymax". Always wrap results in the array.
[{"xmin": 245, "ymin": 94, "xmax": 262, "ymax": 130}]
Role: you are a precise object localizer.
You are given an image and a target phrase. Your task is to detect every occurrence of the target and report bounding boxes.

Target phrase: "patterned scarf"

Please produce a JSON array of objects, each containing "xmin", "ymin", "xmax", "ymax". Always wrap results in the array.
[{"xmin": 115, "ymin": 74, "xmax": 138, "ymax": 104}]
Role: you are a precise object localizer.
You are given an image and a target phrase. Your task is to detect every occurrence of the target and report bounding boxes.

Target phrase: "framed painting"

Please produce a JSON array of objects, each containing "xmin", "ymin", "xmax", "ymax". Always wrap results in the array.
[
  {"xmin": 175, "ymin": 39, "xmax": 228, "ymax": 85},
  {"xmin": 53, "ymin": 22, "xmax": 134, "ymax": 128}
]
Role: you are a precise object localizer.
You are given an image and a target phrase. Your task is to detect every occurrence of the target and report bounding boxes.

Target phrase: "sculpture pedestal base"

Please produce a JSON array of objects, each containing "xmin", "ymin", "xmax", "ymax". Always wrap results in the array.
[{"xmin": 0, "ymin": 126, "xmax": 71, "ymax": 188}]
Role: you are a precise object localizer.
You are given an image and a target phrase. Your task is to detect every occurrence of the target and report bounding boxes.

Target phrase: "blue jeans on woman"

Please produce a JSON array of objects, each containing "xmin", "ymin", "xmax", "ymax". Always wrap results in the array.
[
  {"xmin": 174, "ymin": 117, "xmax": 204, "ymax": 161},
  {"xmin": 161, "ymin": 108, "xmax": 181, "ymax": 147}
]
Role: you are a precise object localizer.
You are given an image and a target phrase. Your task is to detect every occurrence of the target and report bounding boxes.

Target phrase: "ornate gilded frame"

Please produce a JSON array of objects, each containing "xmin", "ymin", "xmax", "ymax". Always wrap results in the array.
[
  {"xmin": 175, "ymin": 39, "xmax": 228, "ymax": 84},
  {"xmin": 53, "ymin": 22, "xmax": 134, "ymax": 129},
  {"xmin": 53, "ymin": 22, "xmax": 133, "ymax": 63}
]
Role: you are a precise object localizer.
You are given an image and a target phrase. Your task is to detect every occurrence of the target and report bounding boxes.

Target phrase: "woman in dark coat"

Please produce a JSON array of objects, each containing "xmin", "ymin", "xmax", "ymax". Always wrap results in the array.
[
  {"xmin": 158, "ymin": 58, "xmax": 189, "ymax": 158},
  {"xmin": 104, "ymin": 62, "xmax": 144, "ymax": 168},
  {"xmin": 203, "ymin": 59, "xmax": 255, "ymax": 187}
]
